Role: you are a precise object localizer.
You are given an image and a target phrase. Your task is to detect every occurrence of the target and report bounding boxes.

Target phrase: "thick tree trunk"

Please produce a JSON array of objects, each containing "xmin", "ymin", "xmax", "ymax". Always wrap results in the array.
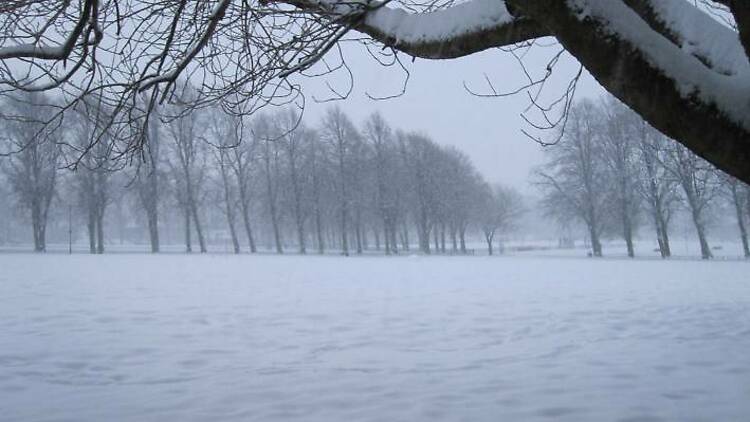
[
  {"xmin": 266, "ymin": 173, "xmax": 283, "ymax": 254},
  {"xmin": 219, "ymin": 162, "xmax": 240, "ymax": 254},
  {"xmin": 433, "ymin": 226, "xmax": 439, "ymax": 254},
  {"xmin": 340, "ymin": 207, "xmax": 349, "ymax": 256},
  {"xmin": 184, "ymin": 207, "xmax": 192, "ymax": 253},
  {"xmin": 684, "ymin": 190, "xmax": 712, "ymax": 259},
  {"xmin": 440, "ymin": 223, "xmax": 446, "ymax": 253},
  {"xmin": 145, "ymin": 196, "xmax": 160, "ymax": 253},
  {"xmin": 314, "ymin": 206, "xmax": 324, "ymax": 254},
  {"xmin": 695, "ymin": 220, "xmax": 712, "ymax": 260},
  {"xmin": 355, "ymin": 210, "xmax": 363, "ymax": 254},
  {"xmin": 389, "ymin": 223, "xmax": 399, "ymax": 254},
  {"xmin": 31, "ymin": 202, "xmax": 44, "ymax": 252},
  {"xmin": 656, "ymin": 206, "xmax": 671, "ymax": 258},
  {"xmin": 226, "ymin": 207, "xmax": 241, "ymax": 254},
  {"xmin": 290, "ymin": 162, "xmax": 306, "ymax": 254},
  {"xmin": 96, "ymin": 211, "xmax": 104, "ymax": 254},
  {"xmin": 87, "ymin": 208, "xmax": 96, "ymax": 254},
  {"xmin": 731, "ymin": 185, "xmax": 750, "ymax": 258},
  {"xmin": 383, "ymin": 224, "xmax": 391, "ymax": 255},
  {"xmin": 485, "ymin": 232, "xmax": 494, "ymax": 256},
  {"xmin": 459, "ymin": 227, "xmax": 467, "ymax": 254},
  {"xmin": 588, "ymin": 224, "xmax": 602, "ymax": 257},
  {"xmin": 651, "ymin": 208, "xmax": 670, "ymax": 259},
  {"xmin": 190, "ymin": 199, "xmax": 207, "ymax": 254},
  {"xmin": 361, "ymin": 224, "xmax": 368, "ymax": 250},
  {"xmin": 660, "ymin": 223, "xmax": 672, "ymax": 258},
  {"xmin": 623, "ymin": 212, "xmax": 634, "ymax": 258},
  {"xmin": 239, "ymin": 197, "xmax": 257, "ymax": 253},
  {"xmin": 37, "ymin": 221, "xmax": 46, "ymax": 252}
]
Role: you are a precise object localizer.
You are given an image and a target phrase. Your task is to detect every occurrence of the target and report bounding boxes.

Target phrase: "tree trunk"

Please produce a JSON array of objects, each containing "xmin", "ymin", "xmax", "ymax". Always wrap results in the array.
[
  {"xmin": 267, "ymin": 178, "xmax": 283, "ymax": 254},
  {"xmin": 87, "ymin": 207, "xmax": 96, "ymax": 254},
  {"xmin": 315, "ymin": 206, "xmax": 324, "ymax": 254},
  {"xmin": 660, "ymin": 223, "xmax": 672, "ymax": 258},
  {"xmin": 340, "ymin": 207, "xmax": 349, "ymax": 256},
  {"xmin": 355, "ymin": 210, "xmax": 363, "ymax": 254},
  {"xmin": 433, "ymin": 225, "xmax": 439, "ymax": 254},
  {"xmin": 190, "ymin": 199, "xmax": 207, "ymax": 253},
  {"xmin": 239, "ymin": 197, "xmax": 257, "ymax": 253},
  {"xmin": 485, "ymin": 232, "xmax": 494, "ymax": 256},
  {"xmin": 459, "ymin": 227, "xmax": 467, "ymax": 254},
  {"xmin": 440, "ymin": 223, "xmax": 446, "ymax": 253},
  {"xmin": 226, "ymin": 206, "xmax": 241, "ymax": 254},
  {"xmin": 401, "ymin": 224, "xmax": 410, "ymax": 251},
  {"xmin": 731, "ymin": 185, "xmax": 750, "ymax": 258},
  {"xmin": 588, "ymin": 224, "xmax": 602, "ymax": 257},
  {"xmin": 290, "ymin": 161, "xmax": 306, "ymax": 254},
  {"xmin": 383, "ymin": 223, "xmax": 391, "ymax": 255},
  {"xmin": 184, "ymin": 207, "xmax": 192, "ymax": 253},
  {"xmin": 220, "ymin": 161, "xmax": 240, "ymax": 254},
  {"xmin": 146, "ymin": 204, "xmax": 159, "ymax": 253},
  {"xmin": 31, "ymin": 201, "xmax": 44, "ymax": 252},
  {"xmin": 96, "ymin": 210, "xmax": 104, "ymax": 254},
  {"xmin": 389, "ymin": 223, "xmax": 399, "ymax": 254},
  {"xmin": 685, "ymin": 190, "xmax": 712, "ymax": 260},
  {"xmin": 623, "ymin": 212, "xmax": 634, "ymax": 258},
  {"xmin": 651, "ymin": 208, "xmax": 668, "ymax": 258},
  {"xmin": 694, "ymin": 220, "xmax": 712, "ymax": 260}
]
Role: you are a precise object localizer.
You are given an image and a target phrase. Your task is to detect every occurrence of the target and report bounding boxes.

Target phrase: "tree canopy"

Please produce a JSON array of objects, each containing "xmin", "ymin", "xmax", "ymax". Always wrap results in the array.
[{"xmin": 1, "ymin": 1, "xmax": 748, "ymax": 183}]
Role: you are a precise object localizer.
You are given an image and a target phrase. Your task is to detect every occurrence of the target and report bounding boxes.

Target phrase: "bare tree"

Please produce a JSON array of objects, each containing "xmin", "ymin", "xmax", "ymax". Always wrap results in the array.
[
  {"xmin": 275, "ymin": 109, "xmax": 308, "ymax": 254},
  {"xmin": 70, "ymin": 102, "xmax": 113, "ymax": 254},
  {"xmin": 662, "ymin": 143, "xmax": 719, "ymax": 260},
  {"xmin": 0, "ymin": 93, "xmax": 61, "ymax": 252},
  {"xmin": 228, "ymin": 120, "xmax": 258, "ymax": 254},
  {"xmin": 133, "ymin": 105, "xmax": 162, "ymax": 253},
  {"xmin": 478, "ymin": 183, "xmax": 524, "ymax": 256},
  {"xmin": 440, "ymin": 147, "xmax": 483, "ymax": 255},
  {"xmin": 364, "ymin": 112, "xmax": 403, "ymax": 255},
  {"xmin": 166, "ymin": 105, "xmax": 208, "ymax": 253},
  {"xmin": 306, "ymin": 128, "xmax": 330, "ymax": 254},
  {"xmin": 636, "ymin": 123, "xmax": 678, "ymax": 258},
  {"xmin": 719, "ymin": 174, "xmax": 750, "ymax": 258},
  {"xmin": 257, "ymin": 117, "xmax": 284, "ymax": 254},
  {"xmin": 536, "ymin": 101, "xmax": 609, "ymax": 257},
  {"xmin": 209, "ymin": 109, "xmax": 242, "ymax": 254},
  {"xmin": 320, "ymin": 107, "xmax": 359, "ymax": 256},
  {"xmin": 2, "ymin": 1, "xmax": 750, "ymax": 184},
  {"xmin": 401, "ymin": 133, "xmax": 443, "ymax": 254},
  {"xmin": 601, "ymin": 99, "xmax": 641, "ymax": 258}
]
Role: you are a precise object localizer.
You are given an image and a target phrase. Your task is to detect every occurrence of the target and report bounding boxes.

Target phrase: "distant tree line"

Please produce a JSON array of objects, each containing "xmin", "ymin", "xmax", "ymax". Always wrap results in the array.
[
  {"xmin": 536, "ymin": 98, "xmax": 750, "ymax": 260},
  {"xmin": 0, "ymin": 91, "xmax": 523, "ymax": 256}
]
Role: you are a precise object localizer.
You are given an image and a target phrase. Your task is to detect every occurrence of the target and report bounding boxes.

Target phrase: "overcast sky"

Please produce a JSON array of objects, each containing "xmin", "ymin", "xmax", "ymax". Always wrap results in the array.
[{"xmin": 299, "ymin": 41, "xmax": 606, "ymax": 192}]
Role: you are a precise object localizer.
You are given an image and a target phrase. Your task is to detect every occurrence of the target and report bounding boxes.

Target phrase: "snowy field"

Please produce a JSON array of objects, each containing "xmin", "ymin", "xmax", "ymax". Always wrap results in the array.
[{"xmin": 0, "ymin": 254, "xmax": 748, "ymax": 422}]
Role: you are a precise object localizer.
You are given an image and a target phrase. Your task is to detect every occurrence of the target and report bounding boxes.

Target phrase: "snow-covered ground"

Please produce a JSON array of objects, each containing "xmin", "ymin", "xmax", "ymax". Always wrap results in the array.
[{"xmin": 0, "ymin": 254, "xmax": 748, "ymax": 421}]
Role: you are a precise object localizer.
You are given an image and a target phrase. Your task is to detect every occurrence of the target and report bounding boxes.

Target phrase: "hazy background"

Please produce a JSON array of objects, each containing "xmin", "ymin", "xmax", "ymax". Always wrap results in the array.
[{"xmin": 298, "ymin": 41, "xmax": 605, "ymax": 192}]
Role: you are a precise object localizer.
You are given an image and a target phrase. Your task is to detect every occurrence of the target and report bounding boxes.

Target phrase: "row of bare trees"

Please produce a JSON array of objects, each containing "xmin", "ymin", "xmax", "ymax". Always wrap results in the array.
[
  {"xmin": 537, "ymin": 98, "xmax": 750, "ymax": 260},
  {"xmin": 0, "ymin": 92, "xmax": 522, "ymax": 255}
]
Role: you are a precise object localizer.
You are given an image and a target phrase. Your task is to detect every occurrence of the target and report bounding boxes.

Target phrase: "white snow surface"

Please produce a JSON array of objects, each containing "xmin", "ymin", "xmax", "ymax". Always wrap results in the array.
[{"xmin": 0, "ymin": 253, "xmax": 749, "ymax": 421}]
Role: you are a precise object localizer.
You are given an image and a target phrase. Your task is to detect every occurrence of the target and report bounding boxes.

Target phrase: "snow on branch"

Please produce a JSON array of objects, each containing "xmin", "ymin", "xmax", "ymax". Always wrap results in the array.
[
  {"xmin": 646, "ymin": 0, "xmax": 747, "ymax": 76},
  {"xmin": 277, "ymin": 0, "xmax": 548, "ymax": 58},
  {"xmin": 569, "ymin": 0, "xmax": 750, "ymax": 129}
]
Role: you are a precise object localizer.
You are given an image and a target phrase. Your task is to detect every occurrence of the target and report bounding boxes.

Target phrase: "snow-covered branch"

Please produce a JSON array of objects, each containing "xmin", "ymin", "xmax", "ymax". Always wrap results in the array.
[{"xmin": 277, "ymin": 0, "xmax": 549, "ymax": 58}]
